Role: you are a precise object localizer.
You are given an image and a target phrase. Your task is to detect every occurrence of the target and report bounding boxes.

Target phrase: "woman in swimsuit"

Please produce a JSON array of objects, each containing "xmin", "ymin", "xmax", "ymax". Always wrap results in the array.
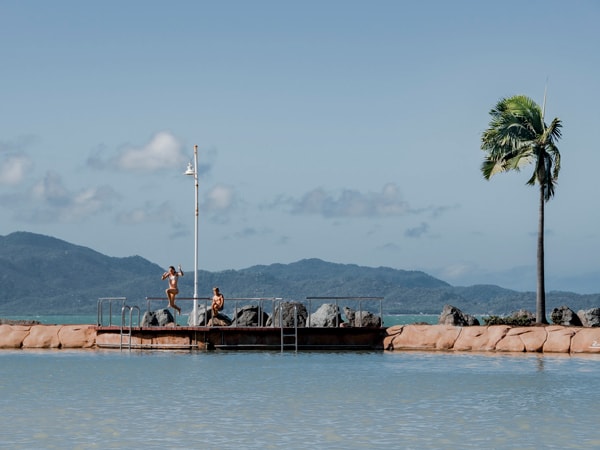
[{"xmin": 162, "ymin": 265, "xmax": 184, "ymax": 314}]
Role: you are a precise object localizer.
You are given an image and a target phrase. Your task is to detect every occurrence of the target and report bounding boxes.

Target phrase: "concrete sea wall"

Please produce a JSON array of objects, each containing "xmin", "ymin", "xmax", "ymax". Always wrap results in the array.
[
  {"xmin": 0, "ymin": 324, "xmax": 96, "ymax": 349},
  {"xmin": 384, "ymin": 324, "xmax": 600, "ymax": 353},
  {"xmin": 1, "ymin": 323, "xmax": 600, "ymax": 353}
]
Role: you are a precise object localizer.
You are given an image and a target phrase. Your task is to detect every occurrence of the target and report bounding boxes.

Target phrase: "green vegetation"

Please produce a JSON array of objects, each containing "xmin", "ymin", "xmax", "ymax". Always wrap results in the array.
[
  {"xmin": 481, "ymin": 94, "xmax": 562, "ymax": 324},
  {"xmin": 482, "ymin": 314, "xmax": 535, "ymax": 327}
]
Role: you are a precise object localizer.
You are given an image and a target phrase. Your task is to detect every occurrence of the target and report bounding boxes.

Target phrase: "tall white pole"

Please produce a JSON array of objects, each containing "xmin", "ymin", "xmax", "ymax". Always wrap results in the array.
[{"xmin": 192, "ymin": 144, "xmax": 199, "ymax": 325}]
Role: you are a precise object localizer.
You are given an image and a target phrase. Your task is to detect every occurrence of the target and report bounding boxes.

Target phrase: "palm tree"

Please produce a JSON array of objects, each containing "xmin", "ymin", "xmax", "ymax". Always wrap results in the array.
[{"xmin": 480, "ymin": 94, "xmax": 562, "ymax": 324}]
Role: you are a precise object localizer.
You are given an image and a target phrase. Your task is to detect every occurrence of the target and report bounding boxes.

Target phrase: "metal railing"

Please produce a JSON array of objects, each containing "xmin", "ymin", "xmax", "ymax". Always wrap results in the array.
[
  {"xmin": 305, "ymin": 297, "xmax": 384, "ymax": 327},
  {"xmin": 101, "ymin": 296, "xmax": 384, "ymax": 329},
  {"xmin": 280, "ymin": 303, "xmax": 298, "ymax": 352},
  {"xmin": 97, "ymin": 297, "xmax": 127, "ymax": 326},
  {"xmin": 144, "ymin": 297, "xmax": 283, "ymax": 326},
  {"xmin": 120, "ymin": 305, "xmax": 141, "ymax": 350}
]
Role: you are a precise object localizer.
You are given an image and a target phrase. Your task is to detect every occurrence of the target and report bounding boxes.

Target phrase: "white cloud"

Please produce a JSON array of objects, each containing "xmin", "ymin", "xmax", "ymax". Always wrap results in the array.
[
  {"xmin": 272, "ymin": 183, "xmax": 412, "ymax": 218},
  {"xmin": 65, "ymin": 186, "xmax": 118, "ymax": 221},
  {"xmin": 116, "ymin": 131, "xmax": 187, "ymax": 172},
  {"xmin": 0, "ymin": 154, "xmax": 33, "ymax": 186},
  {"xmin": 202, "ymin": 184, "xmax": 236, "ymax": 212},
  {"xmin": 116, "ymin": 201, "xmax": 174, "ymax": 225},
  {"xmin": 18, "ymin": 172, "xmax": 119, "ymax": 223}
]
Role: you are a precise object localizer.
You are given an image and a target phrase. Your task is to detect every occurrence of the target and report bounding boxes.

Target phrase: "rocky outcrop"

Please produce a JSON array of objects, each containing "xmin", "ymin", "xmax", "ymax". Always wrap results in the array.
[
  {"xmin": 268, "ymin": 302, "xmax": 308, "ymax": 327},
  {"xmin": 577, "ymin": 308, "xmax": 600, "ymax": 327},
  {"xmin": 551, "ymin": 305, "xmax": 582, "ymax": 326},
  {"xmin": 343, "ymin": 307, "xmax": 381, "ymax": 328},
  {"xmin": 384, "ymin": 324, "xmax": 600, "ymax": 353},
  {"xmin": 438, "ymin": 304, "xmax": 479, "ymax": 326},
  {"xmin": 141, "ymin": 309, "xmax": 176, "ymax": 327},
  {"xmin": 187, "ymin": 305, "xmax": 232, "ymax": 326},
  {"xmin": 231, "ymin": 305, "xmax": 270, "ymax": 327},
  {"xmin": 309, "ymin": 303, "xmax": 343, "ymax": 327},
  {"xmin": 208, "ymin": 314, "xmax": 233, "ymax": 326}
]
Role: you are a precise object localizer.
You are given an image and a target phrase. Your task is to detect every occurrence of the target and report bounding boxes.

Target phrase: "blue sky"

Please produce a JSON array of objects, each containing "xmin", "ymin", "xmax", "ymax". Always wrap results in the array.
[{"xmin": 1, "ymin": 1, "xmax": 599, "ymax": 294}]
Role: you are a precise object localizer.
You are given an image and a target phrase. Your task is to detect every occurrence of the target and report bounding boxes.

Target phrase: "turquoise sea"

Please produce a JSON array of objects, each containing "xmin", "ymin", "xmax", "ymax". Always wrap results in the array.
[{"xmin": 1, "ymin": 315, "xmax": 600, "ymax": 449}]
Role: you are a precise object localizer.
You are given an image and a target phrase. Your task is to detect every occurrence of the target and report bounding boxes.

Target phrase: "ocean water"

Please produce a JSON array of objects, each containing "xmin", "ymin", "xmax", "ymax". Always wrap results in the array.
[{"xmin": 1, "ymin": 350, "xmax": 599, "ymax": 449}]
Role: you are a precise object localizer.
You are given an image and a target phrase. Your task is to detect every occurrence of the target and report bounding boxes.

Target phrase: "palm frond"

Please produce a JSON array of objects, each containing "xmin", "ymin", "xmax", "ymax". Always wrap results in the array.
[{"xmin": 480, "ymin": 94, "xmax": 562, "ymax": 198}]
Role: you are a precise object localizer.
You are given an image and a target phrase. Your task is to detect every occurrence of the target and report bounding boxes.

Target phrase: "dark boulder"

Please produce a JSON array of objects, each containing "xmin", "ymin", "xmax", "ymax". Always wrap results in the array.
[
  {"xmin": 208, "ymin": 314, "xmax": 233, "ymax": 326},
  {"xmin": 343, "ymin": 306, "xmax": 381, "ymax": 328},
  {"xmin": 551, "ymin": 305, "xmax": 582, "ymax": 326},
  {"xmin": 438, "ymin": 305, "xmax": 480, "ymax": 326},
  {"xmin": 187, "ymin": 305, "xmax": 231, "ymax": 326},
  {"xmin": 141, "ymin": 309, "xmax": 175, "ymax": 327},
  {"xmin": 267, "ymin": 301, "xmax": 307, "ymax": 327},
  {"xmin": 231, "ymin": 305, "xmax": 270, "ymax": 327},
  {"xmin": 577, "ymin": 308, "xmax": 600, "ymax": 327}
]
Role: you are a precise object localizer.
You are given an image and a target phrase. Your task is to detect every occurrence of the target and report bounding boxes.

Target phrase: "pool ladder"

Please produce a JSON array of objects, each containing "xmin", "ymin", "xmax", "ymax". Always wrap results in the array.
[
  {"xmin": 120, "ymin": 305, "xmax": 141, "ymax": 350},
  {"xmin": 280, "ymin": 304, "xmax": 298, "ymax": 352}
]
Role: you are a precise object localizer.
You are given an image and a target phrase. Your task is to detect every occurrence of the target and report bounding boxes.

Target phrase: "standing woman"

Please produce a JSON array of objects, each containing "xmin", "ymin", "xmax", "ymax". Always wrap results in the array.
[{"xmin": 162, "ymin": 265, "xmax": 184, "ymax": 314}]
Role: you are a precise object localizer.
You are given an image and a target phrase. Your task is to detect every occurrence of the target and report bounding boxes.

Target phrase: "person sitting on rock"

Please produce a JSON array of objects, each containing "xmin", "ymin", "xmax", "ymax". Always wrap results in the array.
[{"xmin": 212, "ymin": 287, "xmax": 224, "ymax": 318}]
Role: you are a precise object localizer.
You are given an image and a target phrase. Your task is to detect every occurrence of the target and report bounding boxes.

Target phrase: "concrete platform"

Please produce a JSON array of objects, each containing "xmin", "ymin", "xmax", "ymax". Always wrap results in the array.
[{"xmin": 95, "ymin": 325, "xmax": 386, "ymax": 351}]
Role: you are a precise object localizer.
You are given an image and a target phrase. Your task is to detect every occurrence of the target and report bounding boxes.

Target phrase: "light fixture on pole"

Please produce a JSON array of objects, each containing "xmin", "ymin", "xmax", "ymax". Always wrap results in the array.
[{"xmin": 184, "ymin": 145, "xmax": 199, "ymax": 325}]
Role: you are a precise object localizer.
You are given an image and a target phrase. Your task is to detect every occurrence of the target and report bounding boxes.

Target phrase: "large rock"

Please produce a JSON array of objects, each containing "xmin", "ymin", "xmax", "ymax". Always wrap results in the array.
[
  {"xmin": 496, "ymin": 327, "xmax": 547, "ymax": 352},
  {"xmin": 141, "ymin": 309, "xmax": 175, "ymax": 327},
  {"xmin": 551, "ymin": 305, "xmax": 582, "ymax": 326},
  {"xmin": 188, "ymin": 305, "xmax": 210, "ymax": 326},
  {"xmin": 438, "ymin": 305, "xmax": 479, "ymax": 326},
  {"xmin": 58, "ymin": 325, "xmax": 96, "ymax": 348},
  {"xmin": 268, "ymin": 302, "xmax": 307, "ymax": 327},
  {"xmin": 208, "ymin": 314, "xmax": 233, "ymax": 326},
  {"xmin": 0, "ymin": 324, "xmax": 30, "ymax": 348},
  {"xmin": 22, "ymin": 325, "xmax": 62, "ymax": 348},
  {"xmin": 188, "ymin": 305, "xmax": 232, "ymax": 326},
  {"xmin": 543, "ymin": 325, "xmax": 578, "ymax": 353},
  {"xmin": 231, "ymin": 305, "xmax": 269, "ymax": 327},
  {"xmin": 453, "ymin": 325, "xmax": 510, "ymax": 351},
  {"xmin": 343, "ymin": 307, "xmax": 381, "ymax": 328},
  {"xmin": 384, "ymin": 324, "xmax": 460, "ymax": 350},
  {"xmin": 309, "ymin": 303, "xmax": 343, "ymax": 327},
  {"xmin": 577, "ymin": 308, "xmax": 600, "ymax": 327},
  {"xmin": 571, "ymin": 327, "xmax": 600, "ymax": 353}
]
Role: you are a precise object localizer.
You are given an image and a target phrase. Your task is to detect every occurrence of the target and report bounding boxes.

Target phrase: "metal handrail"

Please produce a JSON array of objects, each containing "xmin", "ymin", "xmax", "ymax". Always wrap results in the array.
[
  {"xmin": 280, "ymin": 302, "xmax": 298, "ymax": 352},
  {"xmin": 97, "ymin": 297, "xmax": 127, "ymax": 326},
  {"xmin": 120, "ymin": 305, "xmax": 140, "ymax": 350},
  {"xmin": 144, "ymin": 296, "xmax": 283, "ymax": 327}
]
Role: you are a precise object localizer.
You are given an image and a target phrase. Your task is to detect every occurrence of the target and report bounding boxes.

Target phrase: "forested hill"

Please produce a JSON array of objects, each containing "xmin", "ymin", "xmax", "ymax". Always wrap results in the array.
[{"xmin": 1, "ymin": 231, "xmax": 599, "ymax": 316}]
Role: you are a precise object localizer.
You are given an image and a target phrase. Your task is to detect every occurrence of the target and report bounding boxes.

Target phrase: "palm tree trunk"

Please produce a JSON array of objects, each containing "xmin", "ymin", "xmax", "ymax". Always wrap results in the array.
[{"xmin": 536, "ymin": 186, "xmax": 548, "ymax": 324}]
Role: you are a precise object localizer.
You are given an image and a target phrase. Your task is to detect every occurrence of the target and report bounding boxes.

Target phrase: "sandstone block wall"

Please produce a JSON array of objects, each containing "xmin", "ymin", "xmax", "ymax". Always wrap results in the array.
[
  {"xmin": 1, "ymin": 324, "xmax": 600, "ymax": 352},
  {"xmin": 384, "ymin": 324, "xmax": 600, "ymax": 353},
  {"xmin": 0, "ymin": 324, "xmax": 96, "ymax": 349}
]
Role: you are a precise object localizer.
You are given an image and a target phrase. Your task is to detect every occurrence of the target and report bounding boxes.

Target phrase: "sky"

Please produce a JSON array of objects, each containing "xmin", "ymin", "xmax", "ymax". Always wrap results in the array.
[{"xmin": 1, "ymin": 1, "xmax": 599, "ymax": 294}]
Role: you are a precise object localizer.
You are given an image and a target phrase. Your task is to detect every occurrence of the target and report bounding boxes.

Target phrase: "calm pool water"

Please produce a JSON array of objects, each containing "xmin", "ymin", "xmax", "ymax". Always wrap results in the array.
[{"xmin": 1, "ymin": 350, "xmax": 599, "ymax": 449}]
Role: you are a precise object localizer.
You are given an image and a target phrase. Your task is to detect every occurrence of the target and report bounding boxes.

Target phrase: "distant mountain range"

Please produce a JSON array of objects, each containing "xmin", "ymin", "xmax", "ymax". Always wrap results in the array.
[{"xmin": 1, "ymin": 231, "xmax": 599, "ymax": 316}]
